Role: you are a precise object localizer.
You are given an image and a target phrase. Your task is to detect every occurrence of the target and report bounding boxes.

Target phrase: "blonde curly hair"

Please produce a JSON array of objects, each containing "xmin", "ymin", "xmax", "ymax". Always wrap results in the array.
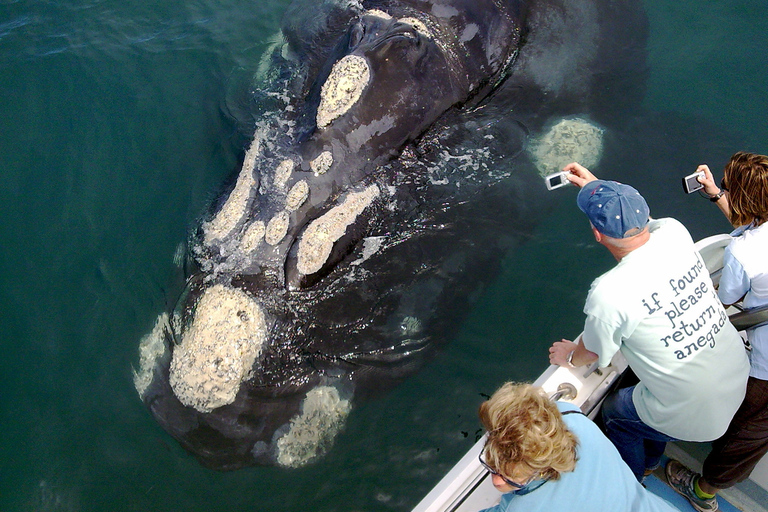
[{"xmin": 478, "ymin": 382, "xmax": 578, "ymax": 482}]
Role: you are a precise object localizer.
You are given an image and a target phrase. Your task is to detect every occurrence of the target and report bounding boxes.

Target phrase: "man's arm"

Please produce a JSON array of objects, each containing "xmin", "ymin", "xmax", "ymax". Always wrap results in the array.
[{"xmin": 549, "ymin": 336, "xmax": 599, "ymax": 368}]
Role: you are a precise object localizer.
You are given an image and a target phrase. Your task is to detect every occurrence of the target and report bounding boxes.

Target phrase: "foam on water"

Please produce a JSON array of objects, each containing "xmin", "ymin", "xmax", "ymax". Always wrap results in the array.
[
  {"xmin": 528, "ymin": 117, "xmax": 604, "ymax": 176},
  {"xmin": 133, "ymin": 312, "xmax": 170, "ymax": 400}
]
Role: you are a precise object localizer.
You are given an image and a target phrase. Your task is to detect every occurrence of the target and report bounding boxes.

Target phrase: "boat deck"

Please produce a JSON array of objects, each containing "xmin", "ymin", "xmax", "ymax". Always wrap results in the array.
[
  {"xmin": 643, "ymin": 469, "xmax": 739, "ymax": 512},
  {"xmin": 655, "ymin": 444, "xmax": 768, "ymax": 512}
]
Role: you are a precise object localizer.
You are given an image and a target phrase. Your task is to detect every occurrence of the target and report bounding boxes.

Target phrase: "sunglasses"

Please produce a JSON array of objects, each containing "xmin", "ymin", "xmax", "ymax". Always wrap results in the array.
[{"xmin": 478, "ymin": 452, "xmax": 536, "ymax": 490}]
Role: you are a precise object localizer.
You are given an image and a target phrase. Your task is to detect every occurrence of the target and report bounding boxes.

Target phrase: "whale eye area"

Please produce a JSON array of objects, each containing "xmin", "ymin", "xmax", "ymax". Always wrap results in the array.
[
  {"xmin": 349, "ymin": 22, "xmax": 365, "ymax": 50},
  {"xmin": 348, "ymin": 16, "xmax": 421, "ymax": 55}
]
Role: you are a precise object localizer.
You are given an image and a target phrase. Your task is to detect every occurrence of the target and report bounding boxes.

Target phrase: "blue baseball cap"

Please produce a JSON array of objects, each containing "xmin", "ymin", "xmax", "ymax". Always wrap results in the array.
[{"xmin": 577, "ymin": 180, "xmax": 649, "ymax": 239}]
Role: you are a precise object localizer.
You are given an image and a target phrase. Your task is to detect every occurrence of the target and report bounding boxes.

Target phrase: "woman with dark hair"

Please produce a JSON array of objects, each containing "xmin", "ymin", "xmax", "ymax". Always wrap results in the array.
[{"xmin": 667, "ymin": 152, "xmax": 768, "ymax": 512}]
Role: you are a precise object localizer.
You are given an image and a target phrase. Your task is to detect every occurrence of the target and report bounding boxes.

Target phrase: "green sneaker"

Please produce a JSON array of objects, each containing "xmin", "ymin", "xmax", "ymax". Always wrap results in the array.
[{"xmin": 665, "ymin": 459, "xmax": 719, "ymax": 512}]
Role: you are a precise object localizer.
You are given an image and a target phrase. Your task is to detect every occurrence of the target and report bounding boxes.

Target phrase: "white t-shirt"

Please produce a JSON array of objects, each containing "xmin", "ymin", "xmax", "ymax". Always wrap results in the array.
[
  {"xmin": 582, "ymin": 218, "xmax": 750, "ymax": 441},
  {"xmin": 719, "ymin": 221, "xmax": 768, "ymax": 379}
]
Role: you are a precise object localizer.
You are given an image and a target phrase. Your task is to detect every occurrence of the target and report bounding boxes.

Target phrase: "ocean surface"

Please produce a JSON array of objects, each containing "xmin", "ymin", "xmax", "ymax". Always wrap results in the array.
[{"xmin": 1, "ymin": 0, "xmax": 767, "ymax": 510}]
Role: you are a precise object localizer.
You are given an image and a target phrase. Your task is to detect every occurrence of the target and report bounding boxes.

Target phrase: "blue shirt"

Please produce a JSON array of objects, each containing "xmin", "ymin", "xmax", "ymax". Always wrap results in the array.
[
  {"xmin": 719, "ymin": 222, "xmax": 768, "ymax": 380},
  {"xmin": 479, "ymin": 402, "xmax": 677, "ymax": 512}
]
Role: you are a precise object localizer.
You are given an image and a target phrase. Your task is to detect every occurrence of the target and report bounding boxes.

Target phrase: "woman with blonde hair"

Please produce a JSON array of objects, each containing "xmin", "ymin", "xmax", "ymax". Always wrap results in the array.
[
  {"xmin": 477, "ymin": 382, "xmax": 676, "ymax": 511},
  {"xmin": 667, "ymin": 152, "xmax": 768, "ymax": 512}
]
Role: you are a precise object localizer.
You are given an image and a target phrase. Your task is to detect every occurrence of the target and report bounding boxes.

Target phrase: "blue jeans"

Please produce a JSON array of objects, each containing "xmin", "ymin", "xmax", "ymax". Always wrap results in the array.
[{"xmin": 601, "ymin": 386, "xmax": 678, "ymax": 481}]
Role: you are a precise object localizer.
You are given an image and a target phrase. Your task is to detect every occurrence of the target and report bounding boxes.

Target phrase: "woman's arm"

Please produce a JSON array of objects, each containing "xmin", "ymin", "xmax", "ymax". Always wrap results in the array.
[{"xmin": 696, "ymin": 164, "xmax": 732, "ymax": 221}]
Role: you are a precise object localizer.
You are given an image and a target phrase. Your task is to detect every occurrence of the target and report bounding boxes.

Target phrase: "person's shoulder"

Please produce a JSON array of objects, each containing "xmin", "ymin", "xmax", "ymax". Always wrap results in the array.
[
  {"xmin": 739, "ymin": 221, "xmax": 768, "ymax": 242},
  {"xmin": 648, "ymin": 217, "xmax": 693, "ymax": 246},
  {"xmin": 730, "ymin": 222, "xmax": 768, "ymax": 260},
  {"xmin": 649, "ymin": 217, "xmax": 688, "ymax": 234},
  {"xmin": 585, "ymin": 270, "xmax": 617, "ymax": 302},
  {"xmin": 556, "ymin": 401, "xmax": 580, "ymax": 414}
]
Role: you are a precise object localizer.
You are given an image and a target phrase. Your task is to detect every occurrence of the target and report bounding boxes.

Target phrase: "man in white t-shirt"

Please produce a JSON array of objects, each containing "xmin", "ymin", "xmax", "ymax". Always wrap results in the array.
[{"xmin": 548, "ymin": 162, "xmax": 750, "ymax": 481}]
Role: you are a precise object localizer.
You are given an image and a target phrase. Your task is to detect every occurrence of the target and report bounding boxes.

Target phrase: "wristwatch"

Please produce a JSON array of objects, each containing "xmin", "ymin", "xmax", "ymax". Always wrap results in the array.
[
  {"xmin": 709, "ymin": 190, "xmax": 725, "ymax": 202},
  {"xmin": 566, "ymin": 349, "xmax": 576, "ymax": 368}
]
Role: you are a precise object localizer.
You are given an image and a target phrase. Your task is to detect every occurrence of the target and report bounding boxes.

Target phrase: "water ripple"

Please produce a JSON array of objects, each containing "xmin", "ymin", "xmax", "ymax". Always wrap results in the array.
[{"xmin": 0, "ymin": 0, "xmax": 282, "ymax": 66}]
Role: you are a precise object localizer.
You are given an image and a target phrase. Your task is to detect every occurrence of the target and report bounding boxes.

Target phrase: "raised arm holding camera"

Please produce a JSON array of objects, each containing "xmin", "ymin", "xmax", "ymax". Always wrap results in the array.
[
  {"xmin": 547, "ymin": 162, "xmax": 750, "ymax": 485},
  {"xmin": 666, "ymin": 152, "xmax": 768, "ymax": 512}
]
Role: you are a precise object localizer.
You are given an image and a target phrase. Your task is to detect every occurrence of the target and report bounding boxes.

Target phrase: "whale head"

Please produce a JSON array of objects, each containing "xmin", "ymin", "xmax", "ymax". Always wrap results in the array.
[{"xmin": 135, "ymin": 2, "xmax": 524, "ymax": 470}]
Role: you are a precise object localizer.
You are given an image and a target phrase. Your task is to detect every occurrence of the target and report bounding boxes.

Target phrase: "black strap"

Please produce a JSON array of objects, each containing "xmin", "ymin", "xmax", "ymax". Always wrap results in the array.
[{"xmin": 561, "ymin": 409, "xmax": 586, "ymax": 416}]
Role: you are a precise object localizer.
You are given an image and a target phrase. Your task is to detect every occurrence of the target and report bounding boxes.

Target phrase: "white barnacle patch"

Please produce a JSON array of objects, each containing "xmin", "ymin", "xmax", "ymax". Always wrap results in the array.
[
  {"xmin": 241, "ymin": 135, "xmax": 261, "ymax": 176},
  {"xmin": 297, "ymin": 185, "xmax": 379, "ymax": 275},
  {"xmin": 310, "ymin": 151, "xmax": 333, "ymax": 176},
  {"xmin": 399, "ymin": 17, "xmax": 431, "ymax": 38},
  {"xmin": 276, "ymin": 386, "xmax": 351, "ymax": 468},
  {"xmin": 274, "ymin": 159, "xmax": 294, "ymax": 190},
  {"xmin": 529, "ymin": 117, "xmax": 605, "ymax": 177},
  {"xmin": 133, "ymin": 312, "xmax": 170, "ymax": 399},
  {"xmin": 240, "ymin": 220, "xmax": 266, "ymax": 253},
  {"xmin": 316, "ymin": 55, "xmax": 370, "ymax": 129},
  {"xmin": 285, "ymin": 180, "xmax": 309, "ymax": 211},
  {"xmin": 265, "ymin": 210, "xmax": 290, "ymax": 245},
  {"xmin": 364, "ymin": 9, "xmax": 392, "ymax": 20},
  {"xmin": 168, "ymin": 284, "xmax": 266, "ymax": 413},
  {"xmin": 203, "ymin": 140, "xmax": 259, "ymax": 244}
]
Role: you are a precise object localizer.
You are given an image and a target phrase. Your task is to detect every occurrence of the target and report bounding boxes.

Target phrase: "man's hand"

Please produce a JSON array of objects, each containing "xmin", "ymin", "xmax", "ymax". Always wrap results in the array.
[
  {"xmin": 549, "ymin": 337, "xmax": 599, "ymax": 368},
  {"xmin": 549, "ymin": 339, "xmax": 578, "ymax": 367},
  {"xmin": 563, "ymin": 162, "xmax": 598, "ymax": 188}
]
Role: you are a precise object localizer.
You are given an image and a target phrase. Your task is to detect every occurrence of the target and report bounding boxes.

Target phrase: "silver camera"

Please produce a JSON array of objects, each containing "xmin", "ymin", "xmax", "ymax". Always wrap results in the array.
[
  {"xmin": 545, "ymin": 171, "xmax": 572, "ymax": 191},
  {"xmin": 682, "ymin": 171, "xmax": 704, "ymax": 194}
]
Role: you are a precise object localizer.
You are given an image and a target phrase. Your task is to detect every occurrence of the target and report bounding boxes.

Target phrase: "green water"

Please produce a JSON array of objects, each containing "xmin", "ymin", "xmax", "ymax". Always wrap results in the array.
[{"xmin": 0, "ymin": 0, "xmax": 766, "ymax": 510}]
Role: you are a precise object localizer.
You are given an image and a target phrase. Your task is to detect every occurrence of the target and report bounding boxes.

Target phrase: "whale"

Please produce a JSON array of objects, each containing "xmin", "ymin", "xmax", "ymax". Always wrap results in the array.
[{"xmin": 133, "ymin": 0, "xmax": 648, "ymax": 470}]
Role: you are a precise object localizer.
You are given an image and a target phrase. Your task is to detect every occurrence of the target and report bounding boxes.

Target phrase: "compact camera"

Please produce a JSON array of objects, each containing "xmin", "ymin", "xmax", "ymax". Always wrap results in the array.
[
  {"xmin": 682, "ymin": 171, "xmax": 705, "ymax": 194},
  {"xmin": 545, "ymin": 171, "xmax": 572, "ymax": 191}
]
